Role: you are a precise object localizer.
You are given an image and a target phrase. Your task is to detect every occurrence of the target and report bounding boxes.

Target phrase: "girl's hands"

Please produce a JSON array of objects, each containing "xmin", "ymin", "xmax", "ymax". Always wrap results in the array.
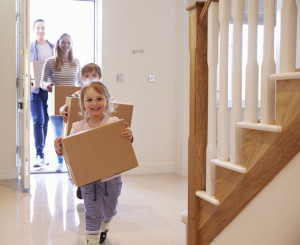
[
  {"xmin": 121, "ymin": 123, "xmax": 133, "ymax": 141},
  {"xmin": 54, "ymin": 137, "xmax": 63, "ymax": 155}
]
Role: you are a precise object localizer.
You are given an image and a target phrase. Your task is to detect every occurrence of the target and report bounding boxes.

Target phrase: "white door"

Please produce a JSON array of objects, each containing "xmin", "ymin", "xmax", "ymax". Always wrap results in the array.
[{"xmin": 16, "ymin": 0, "xmax": 31, "ymax": 191}]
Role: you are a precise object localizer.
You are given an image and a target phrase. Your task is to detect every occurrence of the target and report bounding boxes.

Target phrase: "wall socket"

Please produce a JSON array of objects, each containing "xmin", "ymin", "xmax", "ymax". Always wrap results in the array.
[
  {"xmin": 148, "ymin": 74, "xmax": 156, "ymax": 82},
  {"xmin": 116, "ymin": 74, "xmax": 124, "ymax": 82}
]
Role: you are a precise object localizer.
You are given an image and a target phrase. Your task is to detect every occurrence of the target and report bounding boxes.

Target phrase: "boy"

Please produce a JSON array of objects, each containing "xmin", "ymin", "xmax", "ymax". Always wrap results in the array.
[{"xmin": 59, "ymin": 63, "xmax": 102, "ymax": 122}]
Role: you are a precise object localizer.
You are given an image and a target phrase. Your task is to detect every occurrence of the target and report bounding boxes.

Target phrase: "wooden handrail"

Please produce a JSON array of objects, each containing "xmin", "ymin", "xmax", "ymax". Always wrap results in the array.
[
  {"xmin": 186, "ymin": 2, "xmax": 203, "ymax": 11},
  {"xmin": 200, "ymin": 0, "xmax": 219, "ymax": 26},
  {"xmin": 186, "ymin": 0, "xmax": 219, "ymax": 26}
]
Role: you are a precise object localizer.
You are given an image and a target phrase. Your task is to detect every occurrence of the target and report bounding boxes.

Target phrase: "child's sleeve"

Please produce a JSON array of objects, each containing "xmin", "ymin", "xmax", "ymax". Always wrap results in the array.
[
  {"xmin": 109, "ymin": 116, "xmax": 119, "ymax": 123},
  {"xmin": 69, "ymin": 122, "xmax": 79, "ymax": 136},
  {"xmin": 71, "ymin": 90, "xmax": 81, "ymax": 97}
]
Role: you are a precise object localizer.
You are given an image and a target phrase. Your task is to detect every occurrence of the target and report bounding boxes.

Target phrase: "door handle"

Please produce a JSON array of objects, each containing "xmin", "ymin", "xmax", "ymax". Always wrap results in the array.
[
  {"xmin": 18, "ymin": 102, "xmax": 23, "ymax": 109},
  {"xmin": 30, "ymin": 77, "xmax": 36, "ymax": 85}
]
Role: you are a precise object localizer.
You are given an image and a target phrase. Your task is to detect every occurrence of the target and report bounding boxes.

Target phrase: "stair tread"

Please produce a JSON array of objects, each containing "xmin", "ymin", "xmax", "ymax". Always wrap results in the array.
[
  {"xmin": 196, "ymin": 190, "xmax": 219, "ymax": 206},
  {"xmin": 270, "ymin": 71, "xmax": 300, "ymax": 80},
  {"xmin": 237, "ymin": 122, "xmax": 282, "ymax": 132},
  {"xmin": 211, "ymin": 159, "xmax": 246, "ymax": 173}
]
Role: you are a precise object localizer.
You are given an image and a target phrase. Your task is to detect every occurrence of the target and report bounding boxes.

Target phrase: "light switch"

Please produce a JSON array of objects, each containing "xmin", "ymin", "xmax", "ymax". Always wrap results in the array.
[
  {"xmin": 148, "ymin": 74, "xmax": 156, "ymax": 82},
  {"xmin": 116, "ymin": 74, "xmax": 124, "ymax": 82}
]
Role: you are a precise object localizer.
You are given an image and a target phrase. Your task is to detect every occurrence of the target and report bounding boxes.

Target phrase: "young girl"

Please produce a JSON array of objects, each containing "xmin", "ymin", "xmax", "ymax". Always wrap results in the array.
[{"xmin": 54, "ymin": 81, "xmax": 133, "ymax": 245}]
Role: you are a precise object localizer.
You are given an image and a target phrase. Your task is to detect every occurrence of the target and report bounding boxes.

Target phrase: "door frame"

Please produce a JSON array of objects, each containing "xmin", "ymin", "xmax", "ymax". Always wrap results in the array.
[{"xmin": 16, "ymin": 0, "xmax": 31, "ymax": 191}]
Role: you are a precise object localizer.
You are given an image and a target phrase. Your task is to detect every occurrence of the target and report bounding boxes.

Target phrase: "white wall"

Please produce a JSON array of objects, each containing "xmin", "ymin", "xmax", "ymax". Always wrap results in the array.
[
  {"xmin": 101, "ymin": 0, "xmax": 190, "ymax": 176},
  {"xmin": 0, "ymin": 0, "xmax": 17, "ymax": 179},
  {"xmin": 212, "ymin": 153, "xmax": 300, "ymax": 245}
]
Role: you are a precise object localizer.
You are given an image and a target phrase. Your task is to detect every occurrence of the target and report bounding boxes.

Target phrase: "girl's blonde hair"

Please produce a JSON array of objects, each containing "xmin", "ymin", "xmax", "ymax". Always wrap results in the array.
[
  {"xmin": 80, "ymin": 81, "xmax": 115, "ymax": 118},
  {"xmin": 54, "ymin": 33, "xmax": 76, "ymax": 71},
  {"xmin": 81, "ymin": 63, "xmax": 102, "ymax": 79}
]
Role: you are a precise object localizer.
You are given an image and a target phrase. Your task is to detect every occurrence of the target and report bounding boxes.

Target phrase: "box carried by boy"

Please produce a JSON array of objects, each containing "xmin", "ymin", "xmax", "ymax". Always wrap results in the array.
[
  {"xmin": 48, "ymin": 85, "xmax": 80, "ymax": 116},
  {"xmin": 62, "ymin": 119, "xmax": 138, "ymax": 187}
]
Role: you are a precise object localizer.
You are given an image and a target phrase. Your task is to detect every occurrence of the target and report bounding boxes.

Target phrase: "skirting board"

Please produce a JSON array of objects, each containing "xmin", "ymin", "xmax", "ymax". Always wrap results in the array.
[
  {"xmin": 0, "ymin": 168, "xmax": 18, "ymax": 180},
  {"xmin": 0, "ymin": 163, "xmax": 183, "ymax": 178},
  {"xmin": 124, "ymin": 162, "xmax": 176, "ymax": 175}
]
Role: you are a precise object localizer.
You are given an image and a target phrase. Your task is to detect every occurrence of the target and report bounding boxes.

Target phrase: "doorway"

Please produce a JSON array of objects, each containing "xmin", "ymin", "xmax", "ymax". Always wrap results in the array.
[{"xmin": 29, "ymin": 0, "xmax": 98, "ymax": 173}]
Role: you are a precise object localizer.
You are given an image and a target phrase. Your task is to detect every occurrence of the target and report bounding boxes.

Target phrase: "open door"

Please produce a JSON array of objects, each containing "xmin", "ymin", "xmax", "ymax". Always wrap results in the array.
[{"xmin": 16, "ymin": 0, "xmax": 31, "ymax": 191}]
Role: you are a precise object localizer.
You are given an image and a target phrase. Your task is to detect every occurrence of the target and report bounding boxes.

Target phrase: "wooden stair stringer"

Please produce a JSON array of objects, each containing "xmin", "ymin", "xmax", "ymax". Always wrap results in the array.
[
  {"xmin": 197, "ymin": 127, "xmax": 281, "ymax": 231},
  {"xmin": 197, "ymin": 116, "xmax": 300, "ymax": 244}
]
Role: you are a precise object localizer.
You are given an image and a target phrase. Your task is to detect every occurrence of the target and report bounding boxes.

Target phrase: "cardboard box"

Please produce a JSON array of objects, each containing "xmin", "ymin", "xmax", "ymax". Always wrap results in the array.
[
  {"xmin": 62, "ymin": 98, "xmax": 134, "ymax": 137},
  {"xmin": 62, "ymin": 97, "xmax": 82, "ymax": 137},
  {"xmin": 30, "ymin": 60, "xmax": 45, "ymax": 87},
  {"xmin": 112, "ymin": 103, "xmax": 134, "ymax": 127},
  {"xmin": 48, "ymin": 85, "xmax": 80, "ymax": 115},
  {"xmin": 62, "ymin": 119, "xmax": 138, "ymax": 187}
]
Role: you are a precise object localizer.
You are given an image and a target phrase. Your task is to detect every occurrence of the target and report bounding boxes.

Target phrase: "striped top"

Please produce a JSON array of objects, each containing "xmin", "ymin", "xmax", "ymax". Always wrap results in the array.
[{"xmin": 40, "ymin": 57, "xmax": 82, "ymax": 90}]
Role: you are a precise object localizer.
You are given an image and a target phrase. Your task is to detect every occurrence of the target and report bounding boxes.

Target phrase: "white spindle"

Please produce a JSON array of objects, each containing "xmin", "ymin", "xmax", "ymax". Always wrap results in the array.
[
  {"xmin": 279, "ymin": 0, "xmax": 298, "ymax": 72},
  {"xmin": 206, "ymin": 2, "xmax": 219, "ymax": 196},
  {"xmin": 230, "ymin": 0, "xmax": 245, "ymax": 164},
  {"xmin": 260, "ymin": 0, "xmax": 276, "ymax": 124},
  {"xmin": 217, "ymin": 0, "xmax": 231, "ymax": 161},
  {"xmin": 245, "ymin": 0, "xmax": 259, "ymax": 123}
]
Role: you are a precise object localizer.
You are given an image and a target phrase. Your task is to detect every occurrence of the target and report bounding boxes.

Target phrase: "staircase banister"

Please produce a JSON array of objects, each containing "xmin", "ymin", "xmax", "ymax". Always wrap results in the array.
[{"xmin": 186, "ymin": 2, "xmax": 208, "ymax": 245}]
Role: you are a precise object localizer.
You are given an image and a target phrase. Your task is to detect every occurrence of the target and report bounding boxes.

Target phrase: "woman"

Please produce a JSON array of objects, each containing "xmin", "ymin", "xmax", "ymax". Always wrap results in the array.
[
  {"xmin": 30, "ymin": 19, "xmax": 54, "ymax": 168},
  {"xmin": 41, "ymin": 33, "xmax": 81, "ymax": 171}
]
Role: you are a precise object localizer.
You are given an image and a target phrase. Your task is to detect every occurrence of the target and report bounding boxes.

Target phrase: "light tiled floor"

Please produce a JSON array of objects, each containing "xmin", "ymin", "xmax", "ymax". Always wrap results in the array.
[{"xmin": 0, "ymin": 173, "xmax": 187, "ymax": 245}]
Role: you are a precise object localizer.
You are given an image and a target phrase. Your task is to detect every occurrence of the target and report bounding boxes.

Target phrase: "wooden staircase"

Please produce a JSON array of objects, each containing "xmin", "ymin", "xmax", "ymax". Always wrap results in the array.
[
  {"xmin": 197, "ymin": 78, "xmax": 300, "ymax": 244},
  {"xmin": 186, "ymin": 1, "xmax": 300, "ymax": 244}
]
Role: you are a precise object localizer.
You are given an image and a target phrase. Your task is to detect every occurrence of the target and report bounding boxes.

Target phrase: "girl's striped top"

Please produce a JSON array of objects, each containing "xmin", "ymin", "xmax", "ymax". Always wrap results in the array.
[{"xmin": 40, "ymin": 57, "xmax": 82, "ymax": 90}]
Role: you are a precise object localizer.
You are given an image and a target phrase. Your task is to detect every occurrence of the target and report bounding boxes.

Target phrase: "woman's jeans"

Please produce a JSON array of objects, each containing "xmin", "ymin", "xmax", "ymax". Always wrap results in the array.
[
  {"xmin": 50, "ymin": 115, "xmax": 64, "ymax": 164},
  {"xmin": 30, "ymin": 89, "xmax": 49, "ymax": 159}
]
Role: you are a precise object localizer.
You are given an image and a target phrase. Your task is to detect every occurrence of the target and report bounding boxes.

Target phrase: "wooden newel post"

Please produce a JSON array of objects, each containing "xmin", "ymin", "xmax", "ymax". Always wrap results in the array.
[{"xmin": 186, "ymin": 2, "xmax": 208, "ymax": 245}]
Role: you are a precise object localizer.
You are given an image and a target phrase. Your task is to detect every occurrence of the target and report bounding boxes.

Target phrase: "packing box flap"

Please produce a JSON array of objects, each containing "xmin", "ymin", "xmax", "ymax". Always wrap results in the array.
[
  {"xmin": 61, "ymin": 119, "xmax": 138, "ymax": 187},
  {"xmin": 62, "ymin": 97, "xmax": 82, "ymax": 137},
  {"xmin": 48, "ymin": 85, "xmax": 80, "ymax": 115},
  {"xmin": 63, "ymin": 99, "xmax": 134, "ymax": 137}
]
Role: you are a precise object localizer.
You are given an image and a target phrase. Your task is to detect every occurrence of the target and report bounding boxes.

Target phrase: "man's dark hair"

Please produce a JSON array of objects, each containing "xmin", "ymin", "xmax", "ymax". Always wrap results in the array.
[{"xmin": 33, "ymin": 19, "xmax": 45, "ymax": 29}]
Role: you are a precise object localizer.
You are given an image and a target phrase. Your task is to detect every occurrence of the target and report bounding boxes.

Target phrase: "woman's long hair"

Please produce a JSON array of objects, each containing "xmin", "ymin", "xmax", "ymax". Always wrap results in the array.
[{"xmin": 54, "ymin": 33, "xmax": 76, "ymax": 71}]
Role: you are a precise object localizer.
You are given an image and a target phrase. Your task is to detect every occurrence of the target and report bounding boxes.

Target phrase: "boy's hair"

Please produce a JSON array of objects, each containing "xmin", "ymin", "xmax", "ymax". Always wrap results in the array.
[
  {"xmin": 81, "ymin": 63, "xmax": 102, "ymax": 79},
  {"xmin": 33, "ymin": 19, "xmax": 45, "ymax": 29},
  {"xmin": 80, "ymin": 81, "xmax": 115, "ymax": 118},
  {"xmin": 54, "ymin": 33, "xmax": 76, "ymax": 71}
]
